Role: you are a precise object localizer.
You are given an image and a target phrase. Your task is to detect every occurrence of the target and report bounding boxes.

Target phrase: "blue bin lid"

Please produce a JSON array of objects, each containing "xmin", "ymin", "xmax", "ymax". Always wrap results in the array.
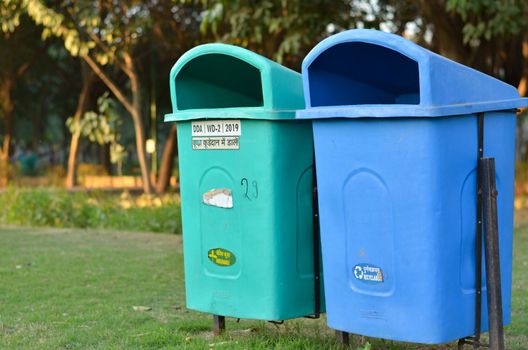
[
  {"xmin": 164, "ymin": 44, "xmax": 304, "ymax": 122},
  {"xmin": 297, "ymin": 29, "xmax": 528, "ymax": 119}
]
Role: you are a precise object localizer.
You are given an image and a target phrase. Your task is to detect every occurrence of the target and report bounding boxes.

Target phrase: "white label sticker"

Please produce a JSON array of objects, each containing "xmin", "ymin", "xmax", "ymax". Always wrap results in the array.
[
  {"xmin": 353, "ymin": 264, "xmax": 384, "ymax": 283},
  {"xmin": 192, "ymin": 120, "xmax": 241, "ymax": 136},
  {"xmin": 192, "ymin": 136, "xmax": 239, "ymax": 150},
  {"xmin": 203, "ymin": 188, "xmax": 233, "ymax": 208}
]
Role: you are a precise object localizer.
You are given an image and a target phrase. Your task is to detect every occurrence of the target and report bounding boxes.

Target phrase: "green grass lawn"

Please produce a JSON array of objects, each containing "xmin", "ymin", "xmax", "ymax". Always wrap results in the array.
[{"xmin": 0, "ymin": 221, "xmax": 527, "ymax": 349}]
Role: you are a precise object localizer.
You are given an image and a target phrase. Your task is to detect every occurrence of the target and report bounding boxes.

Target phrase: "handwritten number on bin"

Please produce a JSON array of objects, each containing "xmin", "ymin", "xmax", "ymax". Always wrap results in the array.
[{"xmin": 241, "ymin": 178, "xmax": 258, "ymax": 200}]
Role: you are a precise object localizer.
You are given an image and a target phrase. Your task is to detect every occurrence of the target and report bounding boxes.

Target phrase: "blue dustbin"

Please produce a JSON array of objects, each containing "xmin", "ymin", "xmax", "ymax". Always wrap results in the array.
[{"xmin": 297, "ymin": 29, "xmax": 528, "ymax": 344}]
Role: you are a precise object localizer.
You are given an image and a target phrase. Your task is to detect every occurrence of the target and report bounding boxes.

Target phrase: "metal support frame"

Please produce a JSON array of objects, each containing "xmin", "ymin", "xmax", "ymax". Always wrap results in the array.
[
  {"xmin": 336, "ymin": 330, "xmax": 350, "ymax": 346},
  {"xmin": 213, "ymin": 315, "xmax": 225, "ymax": 336},
  {"xmin": 475, "ymin": 113, "xmax": 485, "ymax": 347},
  {"xmin": 480, "ymin": 158, "xmax": 505, "ymax": 350},
  {"xmin": 459, "ymin": 113, "xmax": 505, "ymax": 350},
  {"xmin": 311, "ymin": 157, "xmax": 321, "ymax": 319}
]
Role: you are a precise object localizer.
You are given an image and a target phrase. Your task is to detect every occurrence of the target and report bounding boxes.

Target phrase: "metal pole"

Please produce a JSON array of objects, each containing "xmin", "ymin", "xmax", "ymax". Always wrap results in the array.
[
  {"xmin": 312, "ymin": 156, "xmax": 321, "ymax": 318},
  {"xmin": 474, "ymin": 113, "xmax": 484, "ymax": 349},
  {"xmin": 480, "ymin": 157, "xmax": 504, "ymax": 350},
  {"xmin": 213, "ymin": 315, "xmax": 225, "ymax": 336},
  {"xmin": 336, "ymin": 330, "xmax": 349, "ymax": 346}
]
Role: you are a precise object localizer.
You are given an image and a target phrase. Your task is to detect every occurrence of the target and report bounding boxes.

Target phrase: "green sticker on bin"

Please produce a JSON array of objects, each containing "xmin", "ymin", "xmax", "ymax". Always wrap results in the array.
[{"xmin": 208, "ymin": 248, "xmax": 236, "ymax": 266}]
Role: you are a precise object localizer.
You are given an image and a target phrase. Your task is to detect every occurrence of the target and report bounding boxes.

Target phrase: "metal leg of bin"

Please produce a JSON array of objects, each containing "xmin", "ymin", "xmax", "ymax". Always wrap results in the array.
[
  {"xmin": 459, "ymin": 118, "xmax": 505, "ymax": 350},
  {"xmin": 474, "ymin": 112, "xmax": 485, "ymax": 349},
  {"xmin": 459, "ymin": 113, "xmax": 485, "ymax": 350},
  {"xmin": 312, "ymin": 156, "xmax": 321, "ymax": 318},
  {"xmin": 480, "ymin": 158, "xmax": 505, "ymax": 350},
  {"xmin": 213, "ymin": 315, "xmax": 225, "ymax": 336},
  {"xmin": 336, "ymin": 330, "xmax": 349, "ymax": 346},
  {"xmin": 461, "ymin": 157, "xmax": 506, "ymax": 350}
]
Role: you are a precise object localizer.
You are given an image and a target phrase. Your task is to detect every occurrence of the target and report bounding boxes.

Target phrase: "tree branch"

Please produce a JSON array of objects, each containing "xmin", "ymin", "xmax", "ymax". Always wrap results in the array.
[
  {"xmin": 85, "ymin": 30, "xmax": 134, "ymax": 77},
  {"xmin": 16, "ymin": 63, "xmax": 31, "ymax": 78},
  {"xmin": 62, "ymin": 6, "xmax": 135, "ymax": 80},
  {"xmin": 81, "ymin": 53, "xmax": 134, "ymax": 115}
]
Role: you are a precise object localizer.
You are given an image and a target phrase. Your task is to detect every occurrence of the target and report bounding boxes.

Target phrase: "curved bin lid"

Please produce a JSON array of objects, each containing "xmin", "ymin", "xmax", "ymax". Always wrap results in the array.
[
  {"xmin": 297, "ymin": 29, "xmax": 528, "ymax": 119},
  {"xmin": 165, "ymin": 43, "xmax": 304, "ymax": 122}
]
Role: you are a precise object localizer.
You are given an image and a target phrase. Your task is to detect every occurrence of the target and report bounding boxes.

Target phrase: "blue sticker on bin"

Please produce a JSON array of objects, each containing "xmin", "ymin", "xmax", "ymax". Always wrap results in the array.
[{"xmin": 353, "ymin": 264, "xmax": 384, "ymax": 283}]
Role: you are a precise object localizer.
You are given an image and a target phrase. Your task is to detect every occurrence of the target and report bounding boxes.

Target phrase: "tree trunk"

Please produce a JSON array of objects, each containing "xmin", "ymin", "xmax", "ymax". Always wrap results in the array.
[
  {"xmin": 82, "ymin": 52, "xmax": 153, "ymax": 194},
  {"xmin": 131, "ymin": 108, "xmax": 153, "ymax": 194},
  {"xmin": 0, "ymin": 79, "xmax": 14, "ymax": 186},
  {"xmin": 65, "ymin": 63, "xmax": 94, "ymax": 188},
  {"xmin": 0, "ymin": 78, "xmax": 14, "ymax": 161},
  {"xmin": 156, "ymin": 124, "xmax": 177, "ymax": 194},
  {"xmin": 125, "ymin": 53, "xmax": 154, "ymax": 194}
]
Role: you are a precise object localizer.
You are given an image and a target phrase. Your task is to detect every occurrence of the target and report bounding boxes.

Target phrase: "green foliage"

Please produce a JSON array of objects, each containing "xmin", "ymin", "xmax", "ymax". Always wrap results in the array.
[
  {"xmin": 25, "ymin": 0, "xmax": 94, "ymax": 57},
  {"xmin": 66, "ymin": 93, "xmax": 127, "ymax": 164},
  {"xmin": 195, "ymin": 0, "xmax": 355, "ymax": 66},
  {"xmin": 373, "ymin": 0, "xmax": 527, "ymax": 88},
  {"xmin": 447, "ymin": 0, "xmax": 528, "ymax": 43},
  {"xmin": 23, "ymin": 0, "xmax": 189, "ymax": 194},
  {"xmin": 0, "ymin": 2, "xmax": 44, "ymax": 92},
  {"xmin": 25, "ymin": 0, "xmax": 156, "ymax": 63},
  {"xmin": 0, "ymin": 0, "xmax": 23, "ymax": 33},
  {"xmin": 0, "ymin": 188, "xmax": 181, "ymax": 234}
]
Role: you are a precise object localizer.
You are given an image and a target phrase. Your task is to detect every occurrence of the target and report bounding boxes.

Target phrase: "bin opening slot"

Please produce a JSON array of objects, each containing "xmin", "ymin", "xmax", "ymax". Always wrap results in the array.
[
  {"xmin": 307, "ymin": 42, "xmax": 420, "ymax": 106},
  {"xmin": 175, "ymin": 54, "xmax": 264, "ymax": 110}
]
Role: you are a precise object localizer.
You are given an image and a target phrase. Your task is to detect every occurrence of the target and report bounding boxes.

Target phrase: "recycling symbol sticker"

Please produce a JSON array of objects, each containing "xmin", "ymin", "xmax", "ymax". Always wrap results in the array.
[
  {"xmin": 353, "ymin": 263, "xmax": 384, "ymax": 283},
  {"xmin": 354, "ymin": 266, "xmax": 364, "ymax": 280}
]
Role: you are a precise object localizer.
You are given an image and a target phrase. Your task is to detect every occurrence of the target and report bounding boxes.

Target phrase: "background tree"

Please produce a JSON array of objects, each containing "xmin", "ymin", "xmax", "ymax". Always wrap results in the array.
[
  {"xmin": 372, "ymin": 0, "xmax": 527, "ymax": 95},
  {"xmin": 0, "ymin": 5, "xmax": 43, "ymax": 162},
  {"xmin": 67, "ymin": 92, "xmax": 127, "ymax": 172},
  {"xmin": 374, "ymin": 0, "xmax": 528, "ymax": 158},
  {"xmin": 26, "ymin": 0, "xmax": 162, "ymax": 193},
  {"xmin": 147, "ymin": 1, "xmax": 203, "ymax": 193},
  {"xmin": 26, "ymin": 0, "xmax": 207, "ymax": 193},
  {"xmin": 196, "ymin": 0, "xmax": 356, "ymax": 69},
  {"xmin": 1, "ymin": 0, "xmax": 526, "ymax": 191},
  {"xmin": 65, "ymin": 61, "xmax": 94, "ymax": 188}
]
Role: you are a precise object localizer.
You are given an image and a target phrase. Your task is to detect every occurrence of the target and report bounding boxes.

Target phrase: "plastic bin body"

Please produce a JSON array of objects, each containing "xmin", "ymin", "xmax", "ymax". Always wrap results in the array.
[
  {"xmin": 166, "ymin": 44, "xmax": 322, "ymax": 321},
  {"xmin": 177, "ymin": 119, "xmax": 316, "ymax": 320},
  {"xmin": 313, "ymin": 113, "xmax": 515, "ymax": 343},
  {"xmin": 297, "ymin": 29, "xmax": 528, "ymax": 343}
]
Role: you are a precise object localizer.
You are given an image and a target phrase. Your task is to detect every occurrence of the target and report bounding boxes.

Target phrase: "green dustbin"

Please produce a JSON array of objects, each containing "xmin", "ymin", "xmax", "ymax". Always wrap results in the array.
[{"xmin": 165, "ymin": 44, "xmax": 323, "ymax": 321}]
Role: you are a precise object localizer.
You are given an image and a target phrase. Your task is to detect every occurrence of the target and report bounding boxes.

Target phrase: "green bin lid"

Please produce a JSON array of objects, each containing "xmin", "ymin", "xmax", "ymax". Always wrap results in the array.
[{"xmin": 164, "ymin": 44, "xmax": 305, "ymax": 122}]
